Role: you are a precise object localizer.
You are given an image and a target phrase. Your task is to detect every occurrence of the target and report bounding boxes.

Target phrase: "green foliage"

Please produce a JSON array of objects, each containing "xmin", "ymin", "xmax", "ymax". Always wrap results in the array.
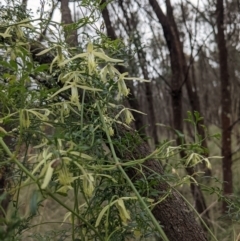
[
  {"xmin": 0, "ymin": 2, "xmax": 167, "ymax": 240},
  {"xmin": 0, "ymin": 1, "xmax": 240, "ymax": 241}
]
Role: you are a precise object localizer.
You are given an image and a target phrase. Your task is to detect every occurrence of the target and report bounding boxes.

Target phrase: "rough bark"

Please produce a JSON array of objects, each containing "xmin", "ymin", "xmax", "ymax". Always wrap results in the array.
[
  {"xmin": 114, "ymin": 125, "xmax": 207, "ymax": 241},
  {"xmin": 60, "ymin": 0, "xmax": 78, "ymax": 47},
  {"xmin": 149, "ymin": 0, "xmax": 210, "ymax": 225},
  {"xmin": 216, "ymin": 0, "xmax": 233, "ymax": 213}
]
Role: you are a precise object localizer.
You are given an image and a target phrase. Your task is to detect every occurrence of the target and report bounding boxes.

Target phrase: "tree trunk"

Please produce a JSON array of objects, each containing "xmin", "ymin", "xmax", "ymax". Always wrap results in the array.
[
  {"xmin": 114, "ymin": 125, "xmax": 207, "ymax": 241},
  {"xmin": 22, "ymin": 0, "xmax": 28, "ymax": 10},
  {"xmin": 149, "ymin": 0, "xmax": 210, "ymax": 225},
  {"xmin": 118, "ymin": 1, "xmax": 159, "ymax": 147},
  {"xmin": 216, "ymin": 0, "xmax": 233, "ymax": 213},
  {"xmin": 60, "ymin": 0, "xmax": 78, "ymax": 47},
  {"xmin": 166, "ymin": 0, "xmax": 210, "ymax": 173},
  {"xmin": 135, "ymin": 33, "xmax": 159, "ymax": 147}
]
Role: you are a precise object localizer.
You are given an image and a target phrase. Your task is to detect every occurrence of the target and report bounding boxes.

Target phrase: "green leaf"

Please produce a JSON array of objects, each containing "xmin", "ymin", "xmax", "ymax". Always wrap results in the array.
[
  {"xmin": 0, "ymin": 61, "xmax": 12, "ymax": 69},
  {"xmin": 95, "ymin": 203, "xmax": 112, "ymax": 227},
  {"xmin": 0, "ymin": 32, "xmax": 12, "ymax": 38},
  {"xmin": 35, "ymin": 64, "xmax": 49, "ymax": 72},
  {"xmin": 41, "ymin": 161, "xmax": 55, "ymax": 189},
  {"xmin": 59, "ymin": 53, "xmax": 87, "ymax": 66},
  {"xmin": 36, "ymin": 47, "xmax": 53, "ymax": 56},
  {"xmin": 94, "ymin": 51, "xmax": 123, "ymax": 63},
  {"xmin": 30, "ymin": 190, "xmax": 42, "ymax": 215},
  {"xmin": 70, "ymin": 151, "xmax": 94, "ymax": 160}
]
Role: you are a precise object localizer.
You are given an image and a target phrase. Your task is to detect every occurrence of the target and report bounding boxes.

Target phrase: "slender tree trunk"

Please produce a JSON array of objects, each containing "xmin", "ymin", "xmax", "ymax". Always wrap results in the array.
[
  {"xmin": 216, "ymin": 0, "xmax": 233, "ymax": 213},
  {"xmin": 118, "ymin": 1, "xmax": 158, "ymax": 147},
  {"xmin": 0, "ymin": 175, "xmax": 10, "ymax": 220},
  {"xmin": 166, "ymin": 0, "xmax": 210, "ymax": 173},
  {"xmin": 39, "ymin": 1, "xmax": 58, "ymax": 42},
  {"xmin": 135, "ymin": 34, "xmax": 159, "ymax": 146},
  {"xmin": 22, "ymin": 0, "xmax": 28, "ymax": 10},
  {"xmin": 60, "ymin": 0, "xmax": 78, "ymax": 47},
  {"xmin": 101, "ymin": 0, "xmax": 145, "ymax": 135},
  {"xmin": 149, "ymin": 0, "xmax": 210, "ymax": 226},
  {"xmin": 0, "ymin": 124, "xmax": 12, "ymax": 220}
]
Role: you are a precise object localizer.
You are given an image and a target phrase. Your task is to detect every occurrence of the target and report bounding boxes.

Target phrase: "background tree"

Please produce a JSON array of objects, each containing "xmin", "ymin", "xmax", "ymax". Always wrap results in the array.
[{"xmin": 216, "ymin": 0, "xmax": 232, "ymax": 213}]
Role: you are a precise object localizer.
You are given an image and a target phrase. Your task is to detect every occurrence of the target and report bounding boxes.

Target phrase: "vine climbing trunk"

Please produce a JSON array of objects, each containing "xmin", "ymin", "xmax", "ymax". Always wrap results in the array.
[{"xmin": 113, "ymin": 125, "xmax": 207, "ymax": 241}]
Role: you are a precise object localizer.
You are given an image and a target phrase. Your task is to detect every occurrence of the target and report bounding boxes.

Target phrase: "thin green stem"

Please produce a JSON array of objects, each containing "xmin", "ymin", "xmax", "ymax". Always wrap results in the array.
[
  {"xmin": 0, "ymin": 137, "xmax": 38, "ymax": 183},
  {"xmin": 80, "ymin": 89, "xmax": 86, "ymax": 140},
  {"xmin": 15, "ymin": 142, "xmax": 30, "ymax": 213}
]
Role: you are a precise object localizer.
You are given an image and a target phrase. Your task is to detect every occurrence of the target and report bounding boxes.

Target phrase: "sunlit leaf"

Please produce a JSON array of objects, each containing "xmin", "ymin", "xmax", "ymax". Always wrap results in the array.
[
  {"xmin": 0, "ymin": 32, "xmax": 12, "ymax": 38},
  {"xmin": 41, "ymin": 160, "xmax": 55, "ymax": 189},
  {"xmin": 95, "ymin": 203, "xmax": 112, "ymax": 227},
  {"xmin": 36, "ymin": 47, "xmax": 54, "ymax": 56},
  {"xmin": 70, "ymin": 151, "xmax": 94, "ymax": 160}
]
